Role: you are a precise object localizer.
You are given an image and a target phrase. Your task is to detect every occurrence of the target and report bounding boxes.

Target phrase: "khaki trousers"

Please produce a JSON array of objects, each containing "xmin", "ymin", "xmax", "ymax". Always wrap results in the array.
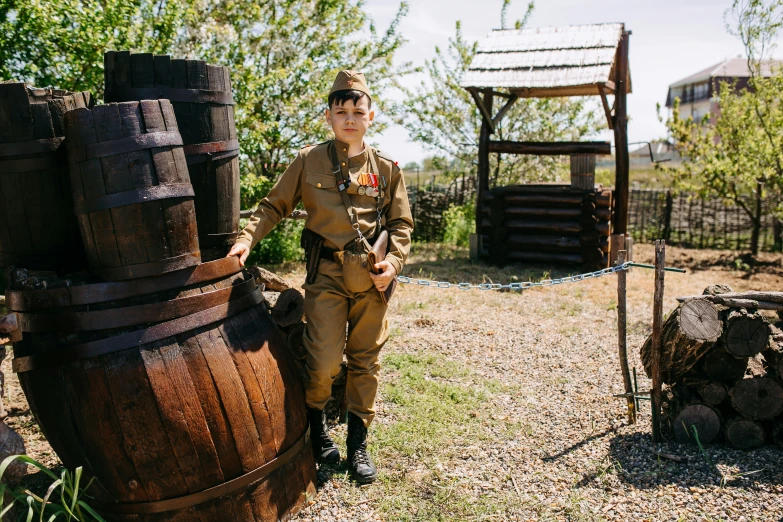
[{"xmin": 302, "ymin": 258, "xmax": 389, "ymax": 427}]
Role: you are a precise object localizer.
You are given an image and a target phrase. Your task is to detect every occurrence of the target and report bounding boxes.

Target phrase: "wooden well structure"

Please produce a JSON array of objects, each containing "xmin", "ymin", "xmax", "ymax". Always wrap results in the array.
[{"xmin": 462, "ymin": 23, "xmax": 631, "ymax": 268}]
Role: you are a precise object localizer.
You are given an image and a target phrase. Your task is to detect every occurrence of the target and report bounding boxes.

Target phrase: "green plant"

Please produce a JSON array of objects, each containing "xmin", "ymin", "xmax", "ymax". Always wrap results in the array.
[
  {"xmin": 0, "ymin": 455, "xmax": 106, "ymax": 521},
  {"xmin": 441, "ymin": 203, "xmax": 475, "ymax": 247}
]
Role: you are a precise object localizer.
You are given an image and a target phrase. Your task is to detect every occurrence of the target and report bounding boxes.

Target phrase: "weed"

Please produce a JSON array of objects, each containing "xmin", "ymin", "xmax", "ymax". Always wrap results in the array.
[{"xmin": 0, "ymin": 455, "xmax": 106, "ymax": 521}]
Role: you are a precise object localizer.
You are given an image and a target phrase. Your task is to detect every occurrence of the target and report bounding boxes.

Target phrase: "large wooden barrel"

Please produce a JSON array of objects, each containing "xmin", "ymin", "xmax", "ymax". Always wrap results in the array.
[
  {"xmin": 64, "ymin": 100, "xmax": 201, "ymax": 280},
  {"xmin": 7, "ymin": 257, "xmax": 315, "ymax": 521},
  {"xmin": 104, "ymin": 51, "xmax": 241, "ymax": 261},
  {"xmin": 0, "ymin": 83, "xmax": 89, "ymax": 272}
]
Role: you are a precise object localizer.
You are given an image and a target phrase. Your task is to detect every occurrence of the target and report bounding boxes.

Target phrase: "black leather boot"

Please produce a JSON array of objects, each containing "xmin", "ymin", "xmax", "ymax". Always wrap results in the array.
[
  {"xmin": 306, "ymin": 406, "xmax": 340, "ymax": 464},
  {"xmin": 346, "ymin": 412, "xmax": 378, "ymax": 484}
]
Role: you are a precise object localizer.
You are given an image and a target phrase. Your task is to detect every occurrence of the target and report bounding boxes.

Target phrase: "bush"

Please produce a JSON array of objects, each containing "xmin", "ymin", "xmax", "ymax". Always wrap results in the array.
[
  {"xmin": 240, "ymin": 165, "xmax": 305, "ymax": 265},
  {"xmin": 442, "ymin": 203, "xmax": 475, "ymax": 247}
]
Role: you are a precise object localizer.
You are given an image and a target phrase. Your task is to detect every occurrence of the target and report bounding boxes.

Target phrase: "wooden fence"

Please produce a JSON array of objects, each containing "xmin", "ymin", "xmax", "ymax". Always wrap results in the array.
[
  {"xmin": 628, "ymin": 187, "xmax": 780, "ymax": 251},
  {"xmin": 407, "ymin": 176, "xmax": 472, "ymax": 242}
]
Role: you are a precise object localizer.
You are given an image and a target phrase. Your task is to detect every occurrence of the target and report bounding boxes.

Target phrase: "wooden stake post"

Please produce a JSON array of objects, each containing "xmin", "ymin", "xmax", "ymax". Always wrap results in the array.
[
  {"xmin": 650, "ymin": 240, "xmax": 666, "ymax": 442},
  {"xmin": 616, "ymin": 250, "xmax": 635, "ymax": 424}
]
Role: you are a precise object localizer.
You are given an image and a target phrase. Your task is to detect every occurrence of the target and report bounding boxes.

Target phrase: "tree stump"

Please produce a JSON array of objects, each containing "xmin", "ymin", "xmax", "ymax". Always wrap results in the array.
[
  {"xmin": 729, "ymin": 377, "xmax": 783, "ymax": 420},
  {"xmin": 724, "ymin": 310, "xmax": 770, "ymax": 358},
  {"xmin": 701, "ymin": 344, "xmax": 748, "ymax": 381},
  {"xmin": 271, "ymin": 288, "xmax": 305, "ymax": 328},
  {"xmin": 641, "ymin": 300, "xmax": 720, "ymax": 384},
  {"xmin": 671, "ymin": 403, "xmax": 721, "ymax": 444}
]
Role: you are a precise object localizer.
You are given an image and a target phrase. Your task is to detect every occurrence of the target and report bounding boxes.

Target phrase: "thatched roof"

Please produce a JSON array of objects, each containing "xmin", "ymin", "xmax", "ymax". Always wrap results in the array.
[{"xmin": 461, "ymin": 23, "xmax": 630, "ymax": 98}]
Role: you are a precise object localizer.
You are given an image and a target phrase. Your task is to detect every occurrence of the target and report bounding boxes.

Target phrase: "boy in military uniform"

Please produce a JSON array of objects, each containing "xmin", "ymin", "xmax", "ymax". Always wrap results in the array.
[{"xmin": 227, "ymin": 70, "xmax": 413, "ymax": 483}]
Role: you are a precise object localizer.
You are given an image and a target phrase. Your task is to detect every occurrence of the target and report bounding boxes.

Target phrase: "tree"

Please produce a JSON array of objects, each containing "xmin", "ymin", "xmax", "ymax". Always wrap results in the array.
[
  {"xmin": 659, "ymin": 0, "xmax": 783, "ymax": 255},
  {"xmin": 0, "ymin": 0, "xmax": 188, "ymax": 98},
  {"xmin": 178, "ymin": 1, "xmax": 413, "ymax": 179},
  {"xmin": 389, "ymin": 1, "xmax": 602, "ymax": 189}
]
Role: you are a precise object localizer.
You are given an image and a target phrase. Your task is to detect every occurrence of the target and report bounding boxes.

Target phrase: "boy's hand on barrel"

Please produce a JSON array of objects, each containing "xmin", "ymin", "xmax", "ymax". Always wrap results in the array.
[
  {"xmin": 369, "ymin": 261, "xmax": 396, "ymax": 292},
  {"xmin": 227, "ymin": 243, "xmax": 250, "ymax": 266}
]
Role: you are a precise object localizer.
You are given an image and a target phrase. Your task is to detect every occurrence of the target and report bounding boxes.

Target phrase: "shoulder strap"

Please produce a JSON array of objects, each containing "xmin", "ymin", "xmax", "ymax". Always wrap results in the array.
[
  {"xmin": 328, "ymin": 141, "xmax": 371, "ymax": 251},
  {"xmin": 367, "ymin": 149, "xmax": 384, "ymax": 230}
]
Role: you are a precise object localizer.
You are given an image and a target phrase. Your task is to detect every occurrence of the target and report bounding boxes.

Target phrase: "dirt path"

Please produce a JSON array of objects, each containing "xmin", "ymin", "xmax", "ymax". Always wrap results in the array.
[{"xmin": 4, "ymin": 244, "xmax": 783, "ymax": 521}]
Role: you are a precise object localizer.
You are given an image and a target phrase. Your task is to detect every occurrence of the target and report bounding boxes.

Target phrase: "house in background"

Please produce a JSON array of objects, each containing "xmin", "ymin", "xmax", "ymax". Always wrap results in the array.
[{"xmin": 665, "ymin": 57, "xmax": 783, "ymax": 122}]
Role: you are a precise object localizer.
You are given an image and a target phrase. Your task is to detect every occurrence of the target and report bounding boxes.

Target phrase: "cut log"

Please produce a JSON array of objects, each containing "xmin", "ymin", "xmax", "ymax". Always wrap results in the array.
[
  {"xmin": 676, "ymin": 294, "xmax": 783, "ymax": 311},
  {"xmin": 702, "ymin": 284, "xmax": 734, "ymax": 296},
  {"xmin": 679, "ymin": 299, "xmax": 722, "ymax": 341},
  {"xmin": 729, "ymin": 377, "xmax": 783, "ymax": 420},
  {"xmin": 724, "ymin": 417, "xmax": 765, "ymax": 450},
  {"xmin": 693, "ymin": 381, "xmax": 729, "ymax": 406},
  {"xmin": 701, "ymin": 345, "xmax": 748, "ymax": 381},
  {"xmin": 724, "ymin": 310, "xmax": 770, "ymax": 357},
  {"xmin": 271, "ymin": 288, "xmax": 305, "ymax": 328},
  {"xmin": 671, "ymin": 403, "xmax": 721, "ymax": 444},
  {"xmin": 772, "ymin": 420, "xmax": 783, "ymax": 450},
  {"xmin": 247, "ymin": 265, "xmax": 292, "ymax": 292},
  {"xmin": 641, "ymin": 303, "xmax": 718, "ymax": 384},
  {"xmin": 763, "ymin": 344, "xmax": 783, "ymax": 380}
]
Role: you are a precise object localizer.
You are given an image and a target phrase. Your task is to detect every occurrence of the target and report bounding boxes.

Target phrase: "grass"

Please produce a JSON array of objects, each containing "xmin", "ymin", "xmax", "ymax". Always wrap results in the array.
[{"xmin": 347, "ymin": 352, "xmax": 527, "ymax": 521}]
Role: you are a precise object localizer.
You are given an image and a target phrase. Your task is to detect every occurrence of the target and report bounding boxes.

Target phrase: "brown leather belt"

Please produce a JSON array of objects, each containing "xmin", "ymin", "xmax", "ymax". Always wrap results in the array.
[
  {"xmin": 67, "ymin": 131, "xmax": 183, "ymax": 164},
  {"xmin": 92, "ymin": 252, "xmax": 201, "ymax": 281},
  {"xmin": 94, "ymin": 427, "xmax": 309, "ymax": 515},
  {"xmin": 6, "ymin": 256, "xmax": 242, "ymax": 311},
  {"xmin": 17, "ymin": 271, "xmax": 256, "ymax": 332},
  {"xmin": 12, "ymin": 288, "xmax": 264, "ymax": 373}
]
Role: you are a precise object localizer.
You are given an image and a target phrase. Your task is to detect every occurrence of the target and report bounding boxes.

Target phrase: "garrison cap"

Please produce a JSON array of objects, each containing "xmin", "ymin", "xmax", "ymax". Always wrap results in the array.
[{"xmin": 329, "ymin": 70, "xmax": 371, "ymax": 100}]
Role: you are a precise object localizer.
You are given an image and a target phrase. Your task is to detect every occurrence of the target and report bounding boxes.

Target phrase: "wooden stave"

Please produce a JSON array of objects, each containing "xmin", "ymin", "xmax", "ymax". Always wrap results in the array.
[
  {"xmin": 63, "ymin": 100, "xmax": 201, "ymax": 280},
  {"xmin": 105, "ymin": 51, "xmax": 240, "ymax": 261},
  {"xmin": 0, "ymin": 83, "xmax": 89, "ymax": 272},
  {"xmin": 12, "ymin": 270, "xmax": 315, "ymax": 521}
]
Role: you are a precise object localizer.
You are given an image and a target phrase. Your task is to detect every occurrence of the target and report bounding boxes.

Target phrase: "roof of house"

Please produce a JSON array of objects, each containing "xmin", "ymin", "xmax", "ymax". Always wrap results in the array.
[
  {"xmin": 669, "ymin": 57, "xmax": 783, "ymax": 88},
  {"xmin": 460, "ymin": 22, "xmax": 631, "ymax": 98}
]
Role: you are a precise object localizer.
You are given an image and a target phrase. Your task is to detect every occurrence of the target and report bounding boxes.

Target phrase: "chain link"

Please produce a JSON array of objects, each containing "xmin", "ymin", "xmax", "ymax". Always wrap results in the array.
[{"xmin": 396, "ymin": 262, "xmax": 631, "ymax": 290}]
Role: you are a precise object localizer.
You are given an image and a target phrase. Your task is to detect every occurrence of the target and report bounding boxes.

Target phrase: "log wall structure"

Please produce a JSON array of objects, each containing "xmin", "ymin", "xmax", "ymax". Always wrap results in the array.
[
  {"xmin": 479, "ymin": 184, "xmax": 614, "ymax": 267},
  {"xmin": 461, "ymin": 23, "xmax": 631, "ymax": 269}
]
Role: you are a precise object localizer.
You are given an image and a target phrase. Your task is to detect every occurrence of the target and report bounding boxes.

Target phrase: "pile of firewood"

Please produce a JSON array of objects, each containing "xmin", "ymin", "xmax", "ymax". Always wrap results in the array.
[
  {"xmin": 250, "ymin": 266, "xmax": 347, "ymax": 422},
  {"xmin": 640, "ymin": 286, "xmax": 783, "ymax": 450}
]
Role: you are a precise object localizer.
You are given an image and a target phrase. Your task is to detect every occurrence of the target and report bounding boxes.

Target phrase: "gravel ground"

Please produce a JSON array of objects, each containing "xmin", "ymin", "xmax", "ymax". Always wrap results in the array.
[{"xmin": 4, "ymin": 243, "xmax": 783, "ymax": 521}]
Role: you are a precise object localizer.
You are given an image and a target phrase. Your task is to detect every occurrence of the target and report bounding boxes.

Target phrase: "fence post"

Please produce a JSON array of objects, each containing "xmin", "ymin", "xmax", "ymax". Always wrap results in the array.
[
  {"xmin": 662, "ymin": 190, "xmax": 673, "ymax": 241},
  {"xmin": 651, "ymin": 240, "xmax": 666, "ymax": 443},
  {"xmin": 616, "ymin": 250, "xmax": 635, "ymax": 424}
]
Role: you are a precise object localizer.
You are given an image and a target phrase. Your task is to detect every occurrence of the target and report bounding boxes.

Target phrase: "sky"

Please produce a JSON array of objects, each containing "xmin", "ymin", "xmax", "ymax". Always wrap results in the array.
[{"xmin": 362, "ymin": 0, "xmax": 782, "ymax": 165}]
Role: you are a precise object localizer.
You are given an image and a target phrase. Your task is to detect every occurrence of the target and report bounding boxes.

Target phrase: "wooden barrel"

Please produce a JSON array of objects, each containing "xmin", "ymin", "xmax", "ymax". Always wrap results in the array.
[
  {"xmin": 0, "ymin": 83, "xmax": 89, "ymax": 272},
  {"xmin": 7, "ymin": 257, "xmax": 315, "ymax": 521},
  {"xmin": 64, "ymin": 100, "xmax": 201, "ymax": 280},
  {"xmin": 104, "ymin": 51, "xmax": 241, "ymax": 261}
]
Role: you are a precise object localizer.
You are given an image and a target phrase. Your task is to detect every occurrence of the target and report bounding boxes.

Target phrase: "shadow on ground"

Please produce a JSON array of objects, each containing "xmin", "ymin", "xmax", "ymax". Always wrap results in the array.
[{"xmin": 603, "ymin": 432, "xmax": 783, "ymax": 489}]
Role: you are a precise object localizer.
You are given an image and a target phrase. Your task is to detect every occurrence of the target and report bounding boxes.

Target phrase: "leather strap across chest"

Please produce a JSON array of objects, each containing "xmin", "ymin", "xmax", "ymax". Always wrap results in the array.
[{"xmin": 327, "ymin": 140, "xmax": 385, "ymax": 242}]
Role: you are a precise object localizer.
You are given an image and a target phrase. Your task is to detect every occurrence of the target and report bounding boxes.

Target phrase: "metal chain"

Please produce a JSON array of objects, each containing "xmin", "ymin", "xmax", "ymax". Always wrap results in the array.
[{"xmin": 396, "ymin": 261, "xmax": 631, "ymax": 291}]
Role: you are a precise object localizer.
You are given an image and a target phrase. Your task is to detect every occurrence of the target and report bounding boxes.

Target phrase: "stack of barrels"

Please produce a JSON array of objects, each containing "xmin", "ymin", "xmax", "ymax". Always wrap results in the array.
[
  {"xmin": 1, "ymin": 51, "xmax": 315, "ymax": 521},
  {"xmin": 479, "ymin": 184, "xmax": 614, "ymax": 269}
]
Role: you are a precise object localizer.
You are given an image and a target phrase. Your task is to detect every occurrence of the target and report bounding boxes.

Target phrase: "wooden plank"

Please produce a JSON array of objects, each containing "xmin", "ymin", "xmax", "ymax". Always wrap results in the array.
[
  {"xmin": 154, "ymin": 55, "xmax": 173, "ymax": 87},
  {"xmin": 30, "ymin": 102, "xmax": 54, "ymax": 139},
  {"xmin": 0, "ymin": 171, "xmax": 34, "ymax": 256},
  {"xmin": 19, "ymin": 170, "xmax": 47, "ymax": 255},
  {"xmin": 112, "ymin": 51, "xmax": 132, "ymax": 102},
  {"xmin": 492, "ymin": 93, "xmax": 518, "ymax": 128},
  {"xmin": 80, "ymin": 158, "xmax": 123, "ymax": 268},
  {"xmin": 468, "ymin": 88, "xmax": 495, "ymax": 134},
  {"xmin": 597, "ymin": 82, "xmax": 614, "ymax": 130},
  {"xmin": 187, "ymin": 59, "xmax": 209, "ymax": 89},
  {"xmin": 140, "ymin": 340, "xmax": 213, "ymax": 493},
  {"xmin": 196, "ymin": 327, "xmax": 265, "ymax": 472},
  {"xmin": 488, "ymin": 140, "xmax": 611, "ymax": 156},
  {"xmin": 104, "ymin": 348, "xmax": 190, "ymax": 500},
  {"xmin": 131, "ymin": 53, "xmax": 155, "ymax": 88},
  {"xmin": 178, "ymin": 332, "xmax": 243, "ymax": 479},
  {"xmin": 95, "ymin": 104, "xmax": 148, "ymax": 266},
  {"xmin": 61, "ymin": 359, "xmax": 149, "ymax": 502}
]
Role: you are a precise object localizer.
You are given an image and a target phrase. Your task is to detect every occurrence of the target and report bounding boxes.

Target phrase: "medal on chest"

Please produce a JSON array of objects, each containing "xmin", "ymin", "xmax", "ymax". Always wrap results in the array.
[{"xmin": 357, "ymin": 171, "xmax": 380, "ymax": 198}]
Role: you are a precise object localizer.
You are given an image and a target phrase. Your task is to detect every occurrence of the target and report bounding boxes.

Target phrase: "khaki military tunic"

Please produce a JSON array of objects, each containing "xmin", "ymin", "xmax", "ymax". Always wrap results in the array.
[{"xmin": 236, "ymin": 139, "xmax": 414, "ymax": 427}]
